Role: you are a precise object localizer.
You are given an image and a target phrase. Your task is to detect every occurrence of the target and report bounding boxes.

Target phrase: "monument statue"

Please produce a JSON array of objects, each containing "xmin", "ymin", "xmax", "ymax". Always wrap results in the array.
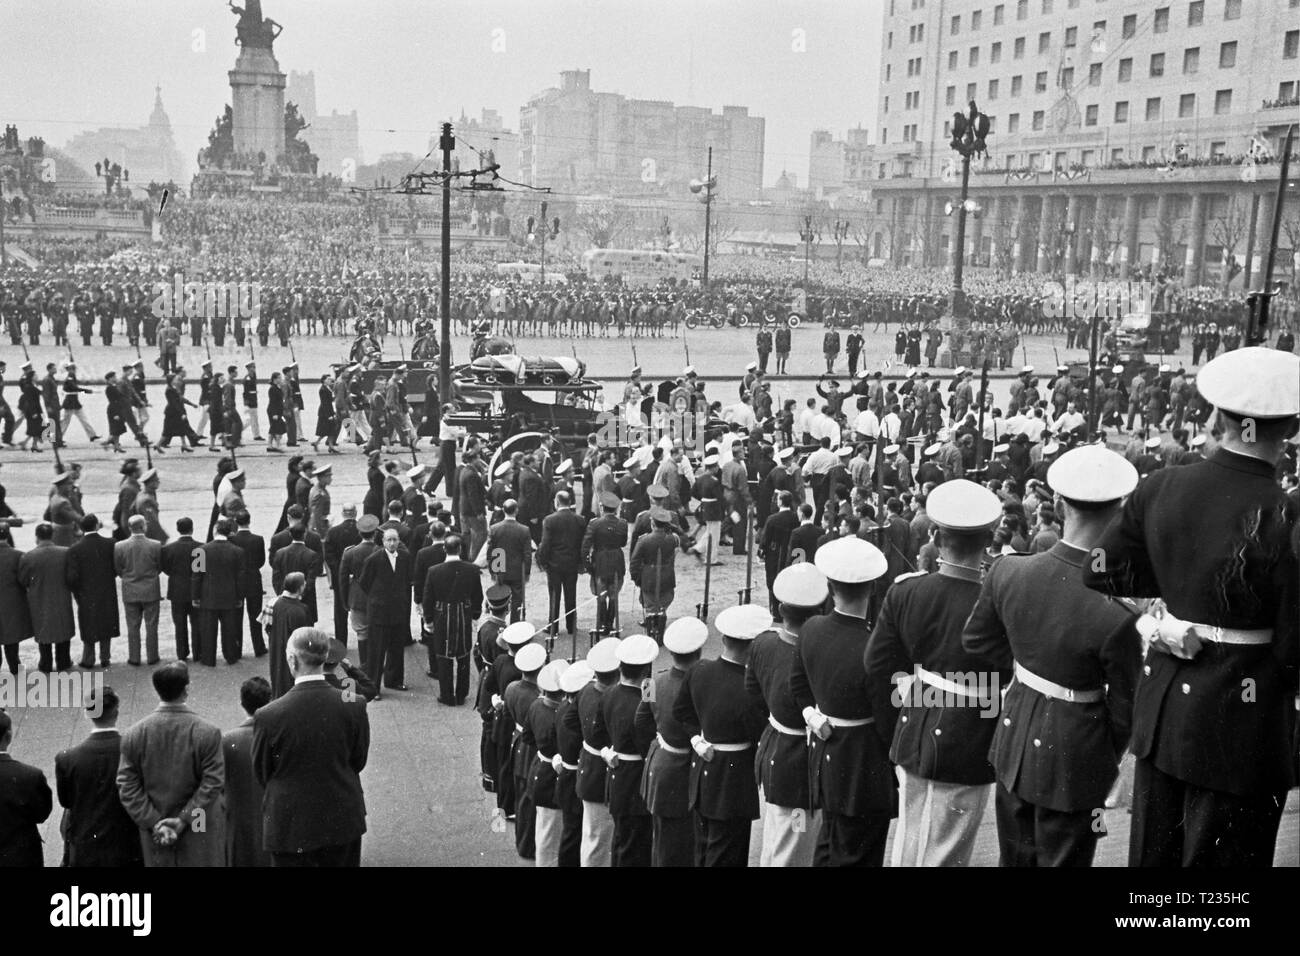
[{"xmin": 229, "ymin": 0, "xmax": 282, "ymax": 50}]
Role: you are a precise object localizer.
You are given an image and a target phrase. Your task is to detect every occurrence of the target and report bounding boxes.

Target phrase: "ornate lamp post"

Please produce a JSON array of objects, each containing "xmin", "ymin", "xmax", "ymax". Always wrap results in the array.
[{"xmin": 947, "ymin": 100, "xmax": 992, "ymax": 329}]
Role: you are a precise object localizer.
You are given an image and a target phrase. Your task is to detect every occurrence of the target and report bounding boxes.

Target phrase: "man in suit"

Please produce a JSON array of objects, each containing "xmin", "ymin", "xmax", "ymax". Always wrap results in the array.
[
  {"xmin": 581, "ymin": 492, "xmax": 629, "ymax": 637},
  {"xmin": 271, "ymin": 524, "xmax": 325, "ymax": 624},
  {"xmin": 357, "ymin": 526, "xmax": 414, "ymax": 692},
  {"xmin": 268, "ymin": 504, "xmax": 325, "ymax": 565},
  {"xmin": 537, "ymin": 490, "xmax": 587, "ymax": 647},
  {"xmin": 230, "ymin": 509, "xmax": 268, "ymax": 657},
  {"xmin": 421, "ymin": 535, "xmax": 483, "ymax": 705},
  {"xmin": 268, "ymin": 573, "xmax": 312, "ymax": 699},
  {"xmin": 787, "ymin": 504, "xmax": 822, "ymax": 565},
  {"xmin": 54, "ymin": 685, "xmax": 143, "ymax": 867},
  {"xmin": 193, "ymin": 517, "xmax": 247, "ymax": 666},
  {"xmin": 516, "ymin": 455, "xmax": 549, "ymax": 545},
  {"xmin": 339, "ymin": 516, "xmax": 381, "ymax": 660},
  {"xmin": 0, "ymin": 710, "xmax": 53, "ymax": 866},
  {"xmin": 324, "ymin": 503, "xmax": 362, "ymax": 647},
  {"xmin": 223, "ymin": 676, "xmax": 274, "ymax": 866},
  {"xmin": 486, "ymin": 499, "xmax": 534, "ymax": 623},
  {"xmin": 759, "ymin": 491, "xmax": 800, "ymax": 618},
  {"xmin": 458, "ymin": 449, "xmax": 489, "ymax": 560},
  {"xmin": 116, "ymin": 662, "xmax": 226, "ymax": 866},
  {"xmin": 114, "ymin": 514, "xmax": 164, "ymax": 667},
  {"xmin": 160, "ymin": 518, "xmax": 200, "ymax": 660},
  {"xmin": 253, "ymin": 628, "xmax": 370, "ymax": 867},
  {"xmin": 66, "ymin": 513, "xmax": 120, "ymax": 668},
  {"xmin": 19, "ymin": 521, "xmax": 76, "ymax": 673}
]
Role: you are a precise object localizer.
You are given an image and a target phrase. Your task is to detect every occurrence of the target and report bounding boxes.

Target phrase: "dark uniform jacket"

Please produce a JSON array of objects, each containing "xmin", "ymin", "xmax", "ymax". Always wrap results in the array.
[
  {"xmin": 555, "ymin": 698, "xmax": 584, "ymax": 817},
  {"xmin": 421, "ymin": 558, "xmax": 483, "ymax": 658},
  {"xmin": 760, "ymin": 508, "xmax": 799, "ymax": 573},
  {"xmin": 635, "ymin": 666, "xmax": 695, "ymax": 818},
  {"xmin": 965, "ymin": 542, "xmax": 1140, "ymax": 811},
  {"xmin": 523, "ymin": 698, "xmax": 563, "ymax": 809},
  {"xmin": 582, "ymin": 514, "xmax": 629, "ymax": 581},
  {"xmin": 323, "ymin": 520, "xmax": 361, "ymax": 590},
  {"xmin": 483, "ymin": 652, "xmax": 522, "ymax": 739},
  {"xmin": 0, "ymin": 543, "xmax": 34, "ymax": 646},
  {"xmin": 55, "ymin": 730, "xmax": 143, "ymax": 867},
  {"xmin": 790, "ymin": 610, "xmax": 898, "ymax": 816},
  {"xmin": 591, "ymin": 682, "xmax": 654, "ymax": 817},
  {"xmin": 865, "ymin": 567, "xmax": 1000, "ymax": 786},
  {"xmin": 1083, "ymin": 450, "xmax": 1299, "ymax": 797},
  {"xmin": 629, "ymin": 529, "xmax": 681, "ymax": 598},
  {"xmin": 505, "ymin": 678, "xmax": 541, "ymax": 783},
  {"xmin": 567, "ymin": 681, "xmax": 611, "ymax": 803},
  {"xmin": 745, "ymin": 629, "xmax": 813, "ymax": 808},
  {"xmin": 339, "ymin": 540, "xmax": 379, "ymax": 613},
  {"xmin": 673, "ymin": 657, "xmax": 766, "ymax": 821}
]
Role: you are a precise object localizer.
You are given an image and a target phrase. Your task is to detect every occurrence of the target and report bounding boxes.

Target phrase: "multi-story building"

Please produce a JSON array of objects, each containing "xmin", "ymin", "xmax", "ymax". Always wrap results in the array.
[
  {"xmin": 286, "ymin": 71, "xmax": 362, "ymax": 180},
  {"xmin": 809, "ymin": 127, "xmax": 877, "ymax": 199},
  {"xmin": 519, "ymin": 70, "xmax": 766, "ymax": 200},
  {"xmin": 873, "ymin": 0, "xmax": 1300, "ymax": 286},
  {"xmin": 444, "ymin": 109, "xmax": 522, "ymax": 184},
  {"xmin": 64, "ymin": 87, "xmax": 186, "ymax": 188}
]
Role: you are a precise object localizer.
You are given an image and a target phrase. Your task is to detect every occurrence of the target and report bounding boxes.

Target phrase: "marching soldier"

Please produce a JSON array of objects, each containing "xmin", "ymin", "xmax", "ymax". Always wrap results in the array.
[
  {"xmin": 242, "ymin": 361, "xmax": 262, "ymax": 441},
  {"xmin": 473, "ymin": 585, "xmax": 513, "ymax": 791},
  {"xmin": 59, "ymin": 363, "xmax": 99, "ymax": 443},
  {"xmin": 846, "ymin": 327, "xmax": 864, "ymax": 378},
  {"xmin": 673, "ymin": 603, "xmax": 771, "ymax": 866},
  {"xmin": 864, "ymin": 479, "xmax": 1004, "ymax": 866},
  {"xmin": 823, "ymin": 326, "xmax": 841, "ymax": 374},
  {"xmin": 582, "ymin": 492, "xmax": 629, "ymax": 637},
  {"xmin": 790, "ymin": 536, "xmax": 895, "ymax": 866},
  {"xmin": 524, "ymin": 659, "xmax": 570, "ymax": 867},
  {"xmin": 756, "ymin": 327, "xmax": 773, "ymax": 375},
  {"xmin": 636, "ymin": 616, "xmax": 706, "ymax": 867},
  {"xmin": 591, "ymin": 633, "xmax": 658, "ymax": 867},
  {"xmin": 965, "ymin": 445, "xmax": 1142, "ymax": 866},
  {"xmin": 554, "ymin": 661, "xmax": 594, "ymax": 866},
  {"xmin": 629, "ymin": 508, "xmax": 681, "ymax": 643},
  {"xmin": 746, "ymin": 563, "xmax": 827, "ymax": 866},
  {"xmin": 565, "ymin": 636, "xmax": 621, "ymax": 866},
  {"xmin": 774, "ymin": 323, "xmax": 792, "ymax": 375},
  {"xmin": 504, "ymin": 640, "xmax": 547, "ymax": 860},
  {"xmin": 1084, "ymin": 348, "xmax": 1299, "ymax": 868}
]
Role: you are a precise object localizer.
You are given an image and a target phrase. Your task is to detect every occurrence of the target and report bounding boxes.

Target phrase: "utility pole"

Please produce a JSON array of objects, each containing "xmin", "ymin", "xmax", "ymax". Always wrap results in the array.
[
  {"xmin": 947, "ymin": 101, "xmax": 992, "ymax": 331},
  {"xmin": 438, "ymin": 121, "xmax": 454, "ymax": 406},
  {"xmin": 799, "ymin": 214, "xmax": 820, "ymax": 287},
  {"xmin": 703, "ymin": 147, "xmax": 713, "ymax": 286}
]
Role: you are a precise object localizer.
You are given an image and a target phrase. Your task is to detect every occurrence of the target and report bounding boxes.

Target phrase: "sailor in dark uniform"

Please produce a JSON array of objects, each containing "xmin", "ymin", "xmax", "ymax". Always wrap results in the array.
[
  {"xmin": 483, "ymin": 622, "xmax": 532, "ymax": 816},
  {"xmin": 865, "ymin": 479, "xmax": 1005, "ymax": 866},
  {"xmin": 746, "ymin": 563, "xmax": 827, "ymax": 866},
  {"xmin": 473, "ymin": 585, "xmax": 513, "ymax": 791},
  {"xmin": 636, "ymin": 617, "xmax": 706, "ymax": 867},
  {"xmin": 504, "ymin": 641, "xmax": 547, "ymax": 861},
  {"xmin": 790, "ymin": 536, "xmax": 895, "ymax": 866},
  {"xmin": 554, "ymin": 661, "xmax": 593, "ymax": 867},
  {"xmin": 524, "ymin": 659, "xmax": 570, "ymax": 867},
  {"xmin": 965, "ymin": 445, "xmax": 1143, "ymax": 866},
  {"xmin": 1084, "ymin": 347, "xmax": 1300, "ymax": 868},
  {"xmin": 563, "ymin": 637, "xmax": 622, "ymax": 866},
  {"xmin": 590, "ymin": 633, "xmax": 658, "ymax": 867}
]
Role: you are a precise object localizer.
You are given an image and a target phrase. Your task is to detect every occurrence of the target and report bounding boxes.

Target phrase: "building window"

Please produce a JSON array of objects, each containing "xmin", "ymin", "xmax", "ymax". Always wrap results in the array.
[
  {"xmin": 951, "ymin": 14, "xmax": 961, "ymax": 34},
  {"xmin": 1007, "ymin": 112, "xmax": 1020, "ymax": 132},
  {"xmin": 994, "ymin": 4, "xmax": 1005, "ymax": 26},
  {"xmin": 1183, "ymin": 47, "xmax": 1199, "ymax": 74},
  {"xmin": 966, "ymin": 82, "xmax": 978, "ymax": 101},
  {"xmin": 881, "ymin": 128, "xmax": 888, "ymax": 144},
  {"xmin": 1032, "ymin": 110, "xmax": 1045, "ymax": 130},
  {"xmin": 884, "ymin": 96, "xmax": 890, "ymax": 113},
  {"xmin": 970, "ymin": 46, "xmax": 980, "ymax": 67},
  {"xmin": 1081, "ymin": 149, "xmax": 1094, "ymax": 165},
  {"xmin": 1111, "ymin": 147, "xmax": 1125, "ymax": 162},
  {"xmin": 1214, "ymin": 89, "xmax": 1232, "ymax": 114},
  {"xmin": 972, "ymin": 10, "xmax": 982, "ymax": 30},
  {"xmin": 949, "ymin": 50, "xmax": 959, "ymax": 69},
  {"xmin": 989, "ymin": 79, "xmax": 1000, "ymax": 99},
  {"xmin": 1210, "ymin": 140, "xmax": 1226, "ymax": 158},
  {"xmin": 1118, "ymin": 58, "xmax": 1132, "ymax": 82},
  {"xmin": 1027, "ymin": 152, "xmax": 1040, "ymax": 169},
  {"xmin": 1087, "ymin": 63, "xmax": 1101, "ymax": 87},
  {"xmin": 1282, "ymin": 80, "xmax": 1298, "ymax": 100},
  {"xmin": 1085, "ymin": 104, "xmax": 1098, "ymax": 125},
  {"xmin": 1188, "ymin": 1, "xmax": 1204, "ymax": 26},
  {"xmin": 1041, "ymin": 0, "xmax": 1052, "ymax": 13},
  {"xmin": 886, "ymin": 64, "xmax": 893, "ymax": 81},
  {"xmin": 1224, "ymin": 0, "xmax": 1241, "ymax": 20},
  {"xmin": 1142, "ymin": 145, "xmax": 1157, "ymax": 162},
  {"xmin": 1114, "ymin": 100, "xmax": 1129, "ymax": 122},
  {"xmin": 1014, "ymin": 36, "xmax": 1025, "ymax": 58},
  {"xmin": 1061, "ymin": 66, "xmax": 1074, "ymax": 87},
  {"xmin": 1011, "ymin": 75, "xmax": 1023, "ymax": 96},
  {"xmin": 1038, "ymin": 32, "xmax": 1051, "ymax": 54},
  {"xmin": 1179, "ymin": 93, "xmax": 1196, "ymax": 117},
  {"xmin": 1017, "ymin": 0, "xmax": 1028, "ymax": 21},
  {"xmin": 1122, "ymin": 14, "xmax": 1136, "ymax": 39},
  {"xmin": 1219, "ymin": 41, "xmax": 1236, "ymax": 68},
  {"xmin": 991, "ymin": 41, "xmax": 1002, "ymax": 63},
  {"xmin": 1065, "ymin": 27, "xmax": 1078, "ymax": 47},
  {"xmin": 887, "ymin": 31, "xmax": 893, "ymax": 49},
  {"xmin": 1284, "ymin": 30, "xmax": 1299, "ymax": 59},
  {"xmin": 1093, "ymin": 19, "xmax": 1106, "ymax": 34},
  {"xmin": 1153, "ymin": 7, "xmax": 1169, "ymax": 33},
  {"xmin": 946, "ymin": 85, "xmax": 955, "ymax": 106},
  {"xmin": 1145, "ymin": 97, "xmax": 1161, "ymax": 121},
  {"xmin": 1149, "ymin": 53, "xmax": 1164, "ymax": 77},
  {"xmin": 1035, "ymin": 71, "xmax": 1048, "ymax": 93}
]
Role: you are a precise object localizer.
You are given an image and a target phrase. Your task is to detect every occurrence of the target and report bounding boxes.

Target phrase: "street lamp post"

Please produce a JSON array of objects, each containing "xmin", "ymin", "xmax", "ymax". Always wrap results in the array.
[
  {"xmin": 799, "ymin": 214, "xmax": 821, "ymax": 287},
  {"xmin": 689, "ymin": 148, "xmax": 717, "ymax": 287},
  {"xmin": 947, "ymin": 101, "xmax": 992, "ymax": 330}
]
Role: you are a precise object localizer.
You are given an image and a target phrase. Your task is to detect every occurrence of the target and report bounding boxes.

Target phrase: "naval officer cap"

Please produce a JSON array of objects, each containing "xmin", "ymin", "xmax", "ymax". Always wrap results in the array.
[
  {"xmin": 923, "ymin": 442, "xmax": 941, "ymax": 457},
  {"xmin": 514, "ymin": 643, "xmax": 547, "ymax": 673},
  {"xmin": 1112, "ymin": 364, "xmax": 1125, "ymax": 373},
  {"xmin": 1144, "ymin": 436, "xmax": 1162, "ymax": 450},
  {"xmin": 663, "ymin": 617, "xmax": 709, "ymax": 654},
  {"xmin": 537, "ymin": 659, "xmax": 570, "ymax": 693},
  {"xmin": 836, "ymin": 446, "xmax": 853, "ymax": 458},
  {"xmin": 559, "ymin": 661, "xmax": 594, "ymax": 694},
  {"xmin": 1198, "ymin": 347, "xmax": 1300, "ymax": 419},
  {"xmin": 406, "ymin": 463, "xmax": 426, "ymax": 479},
  {"xmin": 555, "ymin": 459, "xmax": 573, "ymax": 476},
  {"xmin": 1047, "ymin": 444, "xmax": 1139, "ymax": 504},
  {"xmin": 623, "ymin": 455, "xmax": 641, "ymax": 469},
  {"xmin": 228, "ymin": 468, "xmax": 245, "ymax": 480},
  {"xmin": 485, "ymin": 584, "xmax": 512, "ymax": 607},
  {"xmin": 600, "ymin": 491, "xmax": 622, "ymax": 510},
  {"xmin": 683, "ymin": 365, "xmax": 696, "ymax": 376},
  {"xmin": 814, "ymin": 536, "xmax": 888, "ymax": 584},
  {"xmin": 647, "ymin": 483, "xmax": 669, "ymax": 500},
  {"xmin": 772, "ymin": 563, "xmax": 829, "ymax": 608},
  {"xmin": 991, "ymin": 443, "xmax": 1009, "ymax": 455},
  {"xmin": 883, "ymin": 444, "xmax": 900, "ymax": 456},
  {"xmin": 494, "ymin": 461, "xmax": 512, "ymax": 478},
  {"xmin": 357, "ymin": 515, "xmax": 380, "ymax": 533},
  {"xmin": 587, "ymin": 636, "xmax": 622, "ymax": 673},
  {"xmin": 777, "ymin": 446, "xmax": 795, "ymax": 461},
  {"xmin": 315, "ymin": 464, "xmax": 332, "ymax": 477},
  {"xmin": 926, "ymin": 478, "xmax": 1002, "ymax": 531},
  {"xmin": 715, "ymin": 604, "xmax": 774, "ymax": 640},
  {"xmin": 617, "ymin": 634, "xmax": 659, "ymax": 666},
  {"xmin": 501, "ymin": 621, "xmax": 537, "ymax": 647},
  {"xmin": 1190, "ymin": 434, "xmax": 1207, "ymax": 448},
  {"xmin": 702, "ymin": 454, "xmax": 720, "ymax": 467}
]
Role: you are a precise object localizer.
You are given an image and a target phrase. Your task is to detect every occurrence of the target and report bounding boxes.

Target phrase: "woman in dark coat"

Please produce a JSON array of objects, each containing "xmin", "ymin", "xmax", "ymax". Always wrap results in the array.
[
  {"xmin": 0, "ymin": 523, "xmax": 34, "ymax": 675},
  {"xmin": 18, "ymin": 369, "xmax": 44, "ymax": 452},
  {"xmin": 362, "ymin": 450, "xmax": 384, "ymax": 518},
  {"xmin": 266, "ymin": 371, "xmax": 287, "ymax": 453},
  {"xmin": 312, "ymin": 375, "xmax": 338, "ymax": 453},
  {"xmin": 159, "ymin": 372, "xmax": 199, "ymax": 451},
  {"xmin": 209, "ymin": 372, "xmax": 227, "ymax": 448},
  {"xmin": 274, "ymin": 455, "xmax": 304, "ymax": 535}
]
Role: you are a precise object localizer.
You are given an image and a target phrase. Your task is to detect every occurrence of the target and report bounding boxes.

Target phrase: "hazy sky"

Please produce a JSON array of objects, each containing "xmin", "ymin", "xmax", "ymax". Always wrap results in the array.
[{"xmin": 0, "ymin": 0, "xmax": 881, "ymax": 185}]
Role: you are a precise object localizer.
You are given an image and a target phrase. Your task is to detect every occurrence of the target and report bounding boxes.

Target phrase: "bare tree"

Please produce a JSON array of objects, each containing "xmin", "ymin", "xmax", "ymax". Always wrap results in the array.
[
  {"xmin": 1280, "ymin": 210, "xmax": 1300, "ymax": 288},
  {"xmin": 991, "ymin": 208, "xmax": 1019, "ymax": 277},
  {"xmin": 1208, "ymin": 195, "xmax": 1251, "ymax": 291},
  {"xmin": 573, "ymin": 200, "xmax": 631, "ymax": 249},
  {"xmin": 1088, "ymin": 196, "xmax": 1123, "ymax": 278}
]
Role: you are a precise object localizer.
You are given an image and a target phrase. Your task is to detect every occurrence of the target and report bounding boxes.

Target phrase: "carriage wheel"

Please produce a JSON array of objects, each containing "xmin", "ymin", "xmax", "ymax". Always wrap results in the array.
[
  {"xmin": 736, "ymin": 313, "xmax": 751, "ymax": 328},
  {"xmin": 685, "ymin": 317, "xmax": 699, "ymax": 330},
  {"xmin": 542, "ymin": 375, "xmax": 556, "ymax": 386},
  {"xmin": 484, "ymin": 373, "xmax": 498, "ymax": 384},
  {"xmin": 787, "ymin": 313, "xmax": 803, "ymax": 329}
]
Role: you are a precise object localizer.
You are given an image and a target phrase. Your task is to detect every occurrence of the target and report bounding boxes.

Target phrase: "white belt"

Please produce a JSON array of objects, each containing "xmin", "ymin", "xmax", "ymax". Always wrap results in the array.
[
  {"xmin": 913, "ymin": 666, "xmax": 987, "ymax": 702},
  {"xmin": 821, "ymin": 712, "xmax": 873, "ymax": 728},
  {"xmin": 1014, "ymin": 662, "xmax": 1103, "ymax": 704},
  {"xmin": 702, "ymin": 739, "xmax": 752, "ymax": 752},
  {"xmin": 561, "ymin": 760, "xmax": 579, "ymax": 771},
  {"xmin": 514, "ymin": 723, "xmax": 524, "ymax": 733},
  {"xmin": 582, "ymin": 741, "xmax": 603, "ymax": 757},
  {"xmin": 611, "ymin": 751, "xmax": 644, "ymax": 762},
  {"xmin": 1146, "ymin": 606, "xmax": 1274, "ymax": 647},
  {"xmin": 699, "ymin": 497, "xmax": 719, "ymax": 502},
  {"xmin": 767, "ymin": 714, "xmax": 805, "ymax": 736},
  {"xmin": 655, "ymin": 733, "xmax": 690, "ymax": 755}
]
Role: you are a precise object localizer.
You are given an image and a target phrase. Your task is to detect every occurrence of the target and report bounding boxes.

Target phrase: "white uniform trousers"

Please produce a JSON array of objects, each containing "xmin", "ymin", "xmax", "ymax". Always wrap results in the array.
[
  {"xmin": 759, "ymin": 798, "xmax": 819, "ymax": 867},
  {"xmin": 534, "ymin": 806, "xmax": 563, "ymax": 867},
  {"xmin": 890, "ymin": 767, "xmax": 991, "ymax": 867},
  {"xmin": 60, "ymin": 408, "xmax": 97, "ymax": 440},
  {"xmin": 580, "ymin": 800, "xmax": 613, "ymax": 867},
  {"xmin": 691, "ymin": 520, "xmax": 722, "ymax": 559}
]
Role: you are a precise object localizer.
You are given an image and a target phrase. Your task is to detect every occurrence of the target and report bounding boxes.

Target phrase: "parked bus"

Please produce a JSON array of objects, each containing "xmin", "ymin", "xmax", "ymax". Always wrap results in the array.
[{"xmin": 581, "ymin": 248, "xmax": 702, "ymax": 287}]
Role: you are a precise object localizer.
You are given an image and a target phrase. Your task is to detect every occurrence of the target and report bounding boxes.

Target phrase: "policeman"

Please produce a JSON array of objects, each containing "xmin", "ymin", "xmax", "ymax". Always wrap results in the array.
[
  {"xmin": 790, "ymin": 536, "xmax": 895, "ymax": 866},
  {"xmin": 524, "ymin": 658, "xmax": 570, "ymax": 867},
  {"xmin": 672, "ymin": 603, "xmax": 770, "ymax": 866},
  {"xmin": 636, "ymin": 616, "xmax": 706, "ymax": 867},
  {"xmin": 505, "ymin": 640, "xmax": 547, "ymax": 860},
  {"xmin": 1084, "ymin": 347, "xmax": 1300, "ymax": 867},
  {"xmin": 963, "ymin": 445, "xmax": 1142, "ymax": 865},
  {"xmin": 591, "ymin": 632, "xmax": 658, "ymax": 867},
  {"xmin": 864, "ymin": 479, "xmax": 1004, "ymax": 867},
  {"xmin": 746, "ymin": 563, "xmax": 828, "ymax": 866},
  {"xmin": 565, "ymin": 636, "xmax": 621, "ymax": 866}
]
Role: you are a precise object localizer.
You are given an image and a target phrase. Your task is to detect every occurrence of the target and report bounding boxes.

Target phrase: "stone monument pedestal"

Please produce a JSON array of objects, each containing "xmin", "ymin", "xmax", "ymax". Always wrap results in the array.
[{"xmin": 228, "ymin": 46, "xmax": 286, "ymax": 162}]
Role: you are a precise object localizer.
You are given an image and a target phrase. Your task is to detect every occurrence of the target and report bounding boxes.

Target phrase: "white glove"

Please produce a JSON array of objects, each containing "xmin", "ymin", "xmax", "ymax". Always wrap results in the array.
[
  {"xmin": 490, "ymin": 693, "xmax": 504, "ymax": 712},
  {"xmin": 600, "ymin": 746, "xmax": 618, "ymax": 769},
  {"xmin": 551, "ymin": 753, "xmax": 564, "ymax": 774},
  {"xmin": 690, "ymin": 734, "xmax": 715, "ymax": 762},
  {"xmin": 803, "ymin": 706, "xmax": 832, "ymax": 742},
  {"xmin": 1153, "ymin": 610, "xmax": 1203, "ymax": 661}
]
